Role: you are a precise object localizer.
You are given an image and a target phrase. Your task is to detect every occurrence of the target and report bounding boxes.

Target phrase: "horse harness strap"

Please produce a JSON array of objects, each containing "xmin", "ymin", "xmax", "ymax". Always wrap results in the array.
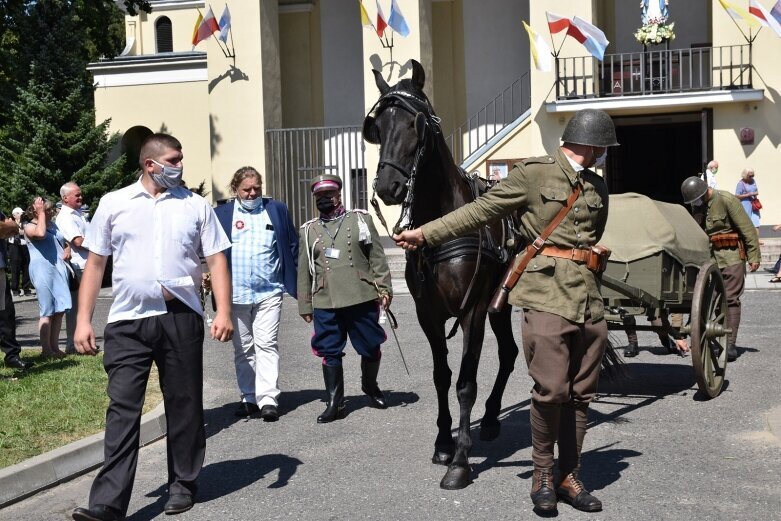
[{"xmin": 423, "ymin": 236, "xmax": 501, "ymax": 265}]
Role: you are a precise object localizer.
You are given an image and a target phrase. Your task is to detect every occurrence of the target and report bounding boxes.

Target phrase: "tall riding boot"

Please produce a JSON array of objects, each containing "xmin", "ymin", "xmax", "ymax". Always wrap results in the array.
[
  {"xmin": 529, "ymin": 400, "xmax": 560, "ymax": 511},
  {"xmin": 557, "ymin": 402, "xmax": 602, "ymax": 512},
  {"xmin": 727, "ymin": 307, "xmax": 741, "ymax": 362},
  {"xmin": 317, "ymin": 364, "xmax": 345, "ymax": 423},
  {"xmin": 360, "ymin": 357, "xmax": 387, "ymax": 409},
  {"xmin": 622, "ymin": 316, "xmax": 639, "ymax": 357}
]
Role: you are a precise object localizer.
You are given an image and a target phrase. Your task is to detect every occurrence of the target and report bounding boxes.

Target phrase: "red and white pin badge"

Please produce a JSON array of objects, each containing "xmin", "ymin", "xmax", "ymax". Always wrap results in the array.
[{"xmin": 235, "ymin": 220, "xmax": 245, "ymax": 230}]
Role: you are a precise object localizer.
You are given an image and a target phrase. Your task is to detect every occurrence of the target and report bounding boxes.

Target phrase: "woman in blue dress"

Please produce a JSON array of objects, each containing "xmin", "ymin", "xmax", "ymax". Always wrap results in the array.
[
  {"xmin": 735, "ymin": 168, "xmax": 761, "ymax": 233},
  {"xmin": 24, "ymin": 197, "xmax": 72, "ymax": 358}
]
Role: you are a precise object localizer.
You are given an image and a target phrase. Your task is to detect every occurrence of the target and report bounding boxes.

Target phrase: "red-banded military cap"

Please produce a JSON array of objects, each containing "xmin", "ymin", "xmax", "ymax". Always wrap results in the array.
[{"xmin": 310, "ymin": 174, "xmax": 343, "ymax": 194}]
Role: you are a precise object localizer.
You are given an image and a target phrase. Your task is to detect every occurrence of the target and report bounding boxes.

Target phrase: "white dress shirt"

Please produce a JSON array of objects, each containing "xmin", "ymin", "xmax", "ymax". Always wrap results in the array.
[
  {"xmin": 56, "ymin": 205, "xmax": 90, "ymax": 269},
  {"xmin": 88, "ymin": 181, "xmax": 230, "ymax": 323}
]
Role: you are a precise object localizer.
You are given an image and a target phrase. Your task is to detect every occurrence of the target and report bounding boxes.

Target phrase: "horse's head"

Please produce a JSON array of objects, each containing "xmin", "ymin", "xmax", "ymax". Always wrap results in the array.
[{"xmin": 364, "ymin": 60, "xmax": 439, "ymax": 205}]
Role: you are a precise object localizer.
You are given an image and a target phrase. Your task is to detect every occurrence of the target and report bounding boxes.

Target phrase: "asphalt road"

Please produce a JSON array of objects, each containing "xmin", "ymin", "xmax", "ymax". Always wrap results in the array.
[{"xmin": 1, "ymin": 289, "xmax": 780, "ymax": 521}]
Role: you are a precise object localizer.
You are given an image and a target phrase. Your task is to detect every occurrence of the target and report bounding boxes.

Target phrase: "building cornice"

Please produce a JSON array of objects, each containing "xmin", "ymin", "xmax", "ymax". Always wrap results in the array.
[
  {"xmin": 545, "ymin": 89, "xmax": 765, "ymax": 113},
  {"xmin": 147, "ymin": 0, "xmax": 204, "ymax": 11},
  {"xmin": 88, "ymin": 52, "xmax": 207, "ymax": 87}
]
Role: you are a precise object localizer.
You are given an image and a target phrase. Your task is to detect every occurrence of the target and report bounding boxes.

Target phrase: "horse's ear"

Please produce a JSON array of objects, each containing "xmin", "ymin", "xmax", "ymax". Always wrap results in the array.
[
  {"xmin": 411, "ymin": 60, "xmax": 425, "ymax": 91},
  {"xmin": 372, "ymin": 69, "xmax": 390, "ymax": 95}
]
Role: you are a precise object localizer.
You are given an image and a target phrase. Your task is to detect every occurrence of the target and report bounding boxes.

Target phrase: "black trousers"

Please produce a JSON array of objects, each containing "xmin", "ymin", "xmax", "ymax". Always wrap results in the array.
[
  {"xmin": 7, "ymin": 243, "xmax": 30, "ymax": 293},
  {"xmin": 89, "ymin": 299, "xmax": 205, "ymax": 515},
  {"xmin": 0, "ymin": 278, "xmax": 21, "ymax": 362}
]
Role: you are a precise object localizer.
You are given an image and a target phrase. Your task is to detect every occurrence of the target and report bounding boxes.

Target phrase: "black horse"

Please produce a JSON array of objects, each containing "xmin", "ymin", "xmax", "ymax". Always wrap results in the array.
[{"xmin": 364, "ymin": 60, "xmax": 520, "ymax": 490}]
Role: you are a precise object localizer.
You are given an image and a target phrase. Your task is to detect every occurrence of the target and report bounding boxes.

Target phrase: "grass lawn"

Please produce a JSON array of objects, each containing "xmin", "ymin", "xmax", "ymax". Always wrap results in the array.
[{"xmin": 0, "ymin": 353, "xmax": 162, "ymax": 469}]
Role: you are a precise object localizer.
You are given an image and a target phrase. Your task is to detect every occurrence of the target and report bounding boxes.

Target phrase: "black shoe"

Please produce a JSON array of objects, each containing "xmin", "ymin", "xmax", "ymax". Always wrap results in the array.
[
  {"xmin": 557, "ymin": 472, "xmax": 602, "ymax": 512},
  {"xmin": 530, "ymin": 468, "xmax": 557, "ymax": 512},
  {"xmin": 5, "ymin": 357, "xmax": 34, "ymax": 370},
  {"xmin": 164, "ymin": 493, "xmax": 193, "ymax": 515},
  {"xmin": 72, "ymin": 505, "xmax": 125, "ymax": 521},
  {"xmin": 727, "ymin": 345, "xmax": 738, "ymax": 362},
  {"xmin": 234, "ymin": 402, "xmax": 260, "ymax": 417},
  {"xmin": 623, "ymin": 343, "xmax": 639, "ymax": 357},
  {"xmin": 260, "ymin": 404, "xmax": 279, "ymax": 422}
]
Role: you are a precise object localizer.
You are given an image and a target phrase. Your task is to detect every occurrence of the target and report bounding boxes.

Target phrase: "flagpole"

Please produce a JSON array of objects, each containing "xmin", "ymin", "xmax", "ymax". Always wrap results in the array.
[
  {"xmin": 227, "ymin": 3, "xmax": 237, "ymax": 60},
  {"xmin": 724, "ymin": 10, "xmax": 751, "ymax": 43}
]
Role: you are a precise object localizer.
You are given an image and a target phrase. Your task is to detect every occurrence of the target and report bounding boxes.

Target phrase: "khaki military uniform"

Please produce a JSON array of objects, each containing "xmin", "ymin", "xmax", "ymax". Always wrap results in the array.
[
  {"xmin": 298, "ymin": 210, "xmax": 392, "ymax": 314},
  {"xmin": 421, "ymin": 148, "xmax": 609, "ymax": 473},
  {"xmin": 696, "ymin": 190, "xmax": 760, "ymax": 349}
]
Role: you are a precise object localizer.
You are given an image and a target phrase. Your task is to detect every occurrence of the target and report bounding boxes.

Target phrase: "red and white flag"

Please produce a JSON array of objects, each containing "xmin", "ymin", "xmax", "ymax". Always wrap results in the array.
[
  {"xmin": 193, "ymin": 7, "xmax": 220, "ymax": 46},
  {"xmin": 376, "ymin": 0, "xmax": 388, "ymax": 37},
  {"xmin": 749, "ymin": 0, "xmax": 781, "ymax": 37},
  {"xmin": 546, "ymin": 11, "xmax": 571, "ymax": 34}
]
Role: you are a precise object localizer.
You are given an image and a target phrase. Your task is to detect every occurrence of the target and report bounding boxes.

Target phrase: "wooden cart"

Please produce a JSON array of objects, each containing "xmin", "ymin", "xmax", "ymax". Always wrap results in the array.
[{"xmin": 600, "ymin": 194, "xmax": 729, "ymax": 398}]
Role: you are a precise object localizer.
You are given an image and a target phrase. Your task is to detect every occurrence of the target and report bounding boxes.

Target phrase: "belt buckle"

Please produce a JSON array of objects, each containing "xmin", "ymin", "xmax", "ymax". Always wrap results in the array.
[{"xmin": 531, "ymin": 237, "xmax": 545, "ymax": 251}]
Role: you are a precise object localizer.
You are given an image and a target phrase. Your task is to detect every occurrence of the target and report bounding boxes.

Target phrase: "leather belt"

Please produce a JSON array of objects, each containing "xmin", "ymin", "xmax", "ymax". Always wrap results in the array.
[{"xmin": 538, "ymin": 246, "xmax": 591, "ymax": 263}]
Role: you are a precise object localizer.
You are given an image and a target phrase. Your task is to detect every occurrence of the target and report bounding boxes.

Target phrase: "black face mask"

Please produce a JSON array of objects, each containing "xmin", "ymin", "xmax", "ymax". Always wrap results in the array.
[{"xmin": 316, "ymin": 197, "xmax": 336, "ymax": 213}]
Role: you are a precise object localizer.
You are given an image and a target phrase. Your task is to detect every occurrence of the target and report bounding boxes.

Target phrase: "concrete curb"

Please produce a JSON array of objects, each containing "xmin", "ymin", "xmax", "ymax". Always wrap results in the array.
[{"xmin": 0, "ymin": 402, "xmax": 167, "ymax": 508}]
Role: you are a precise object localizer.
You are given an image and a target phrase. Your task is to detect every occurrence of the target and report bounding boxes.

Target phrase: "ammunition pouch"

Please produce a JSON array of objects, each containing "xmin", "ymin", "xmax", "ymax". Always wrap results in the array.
[{"xmin": 710, "ymin": 232, "xmax": 746, "ymax": 260}]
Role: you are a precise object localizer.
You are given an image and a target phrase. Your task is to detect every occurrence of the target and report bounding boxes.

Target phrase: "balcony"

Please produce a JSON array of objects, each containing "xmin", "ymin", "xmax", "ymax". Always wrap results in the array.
[{"xmin": 552, "ymin": 44, "xmax": 756, "ymax": 103}]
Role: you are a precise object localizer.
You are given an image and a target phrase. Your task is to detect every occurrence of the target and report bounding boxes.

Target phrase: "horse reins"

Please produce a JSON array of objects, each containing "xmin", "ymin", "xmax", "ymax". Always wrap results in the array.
[{"xmin": 366, "ymin": 90, "xmax": 441, "ymax": 235}]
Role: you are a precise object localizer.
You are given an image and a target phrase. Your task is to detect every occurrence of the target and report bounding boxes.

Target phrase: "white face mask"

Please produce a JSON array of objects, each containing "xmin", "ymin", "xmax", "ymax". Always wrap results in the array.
[
  {"xmin": 594, "ymin": 150, "xmax": 608, "ymax": 168},
  {"xmin": 238, "ymin": 196, "xmax": 262, "ymax": 211},
  {"xmin": 691, "ymin": 196, "xmax": 704, "ymax": 207},
  {"xmin": 151, "ymin": 159, "xmax": 183, "ymax": 189}
]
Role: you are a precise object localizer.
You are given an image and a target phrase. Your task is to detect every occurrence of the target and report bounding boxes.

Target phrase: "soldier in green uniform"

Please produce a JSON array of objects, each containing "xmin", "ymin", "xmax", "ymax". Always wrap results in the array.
[
  {"xmin": 394, "ymin": 109, "xmax": 618, "ymax": 514},
  {"xmin": 681, "ymin": 176, "xmax": 760, "ymax": 361},
  {"xmin": 298, "ymin": 174, "xmax": 393, "ymax": 423}
]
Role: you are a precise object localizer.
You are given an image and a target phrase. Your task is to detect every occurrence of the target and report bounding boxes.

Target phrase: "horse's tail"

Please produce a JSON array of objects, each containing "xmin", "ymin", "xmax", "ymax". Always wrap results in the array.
[{"xmin": 600, "ymin": 335, "xmax": 628, "ymax": 380}]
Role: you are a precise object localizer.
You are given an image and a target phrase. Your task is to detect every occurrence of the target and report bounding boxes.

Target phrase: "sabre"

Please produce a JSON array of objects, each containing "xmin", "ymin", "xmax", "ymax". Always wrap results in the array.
[{"xmin": 383, "ymin": 307, "xmax": 410, "ymax": 377}]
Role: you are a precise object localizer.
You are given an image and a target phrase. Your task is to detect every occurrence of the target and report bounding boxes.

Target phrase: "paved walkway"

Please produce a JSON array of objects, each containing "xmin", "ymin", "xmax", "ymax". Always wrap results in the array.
[{"xmin": 1, "ymin": 281, "xmax": 780, "ymax": 520}]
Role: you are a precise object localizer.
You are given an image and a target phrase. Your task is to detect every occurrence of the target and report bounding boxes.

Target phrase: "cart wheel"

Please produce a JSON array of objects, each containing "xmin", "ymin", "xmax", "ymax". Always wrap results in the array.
[{"xmin": 690, "ymin": 262, "xmax": 729, "ymax": 398}]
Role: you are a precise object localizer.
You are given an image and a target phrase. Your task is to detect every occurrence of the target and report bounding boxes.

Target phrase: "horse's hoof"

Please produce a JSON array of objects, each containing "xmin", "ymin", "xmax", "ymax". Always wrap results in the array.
[
  {"xmin": 431, "ymin": 450, "xmax": 454, "ymax": 466},
  {"xmin": 479, "ymin": 420, "xmax": 500, "ymax": 441},
  {"xmin": 439, "ymin": 465, "xmax": 472, "ymax": 490}
]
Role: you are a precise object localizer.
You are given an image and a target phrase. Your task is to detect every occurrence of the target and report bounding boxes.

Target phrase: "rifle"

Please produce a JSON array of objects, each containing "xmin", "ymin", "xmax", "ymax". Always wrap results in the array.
[{"xmin": 488, "ymin": 184, "xmax": 581, "ymax": 314}]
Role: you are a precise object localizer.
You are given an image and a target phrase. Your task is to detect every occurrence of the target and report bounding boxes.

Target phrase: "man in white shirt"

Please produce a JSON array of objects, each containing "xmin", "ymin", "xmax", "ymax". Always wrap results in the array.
[
  {"xmin": 57, "ymin": 182, "xmax": 89, "ymax": 353},
  {"xmin": 71, "ymin": 133, "xmax": 233, "ymax": 521},
  {"xmin": 703, "ymin": 159, "xmax": 719, "ymax": 189}
]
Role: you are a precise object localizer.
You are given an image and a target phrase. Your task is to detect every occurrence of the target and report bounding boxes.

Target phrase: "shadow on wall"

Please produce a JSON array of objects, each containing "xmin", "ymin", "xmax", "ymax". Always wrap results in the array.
[{"xmin": 208, "ymin": 65, "xmax": 250, "ymax": 94}]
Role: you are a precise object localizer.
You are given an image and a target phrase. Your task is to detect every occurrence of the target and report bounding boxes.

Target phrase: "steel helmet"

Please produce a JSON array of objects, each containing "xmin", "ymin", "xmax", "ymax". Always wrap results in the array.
[
  {"xmin": 310, "ymin": 174, "xmax": 343, "ymax": 194},
  {"xmin": 561, "ymin": 109, "xmax": 619, "ymax": 147},
  {"xmin": 681, "ymin": 176, "xmax": 708, "ymax": 204}
]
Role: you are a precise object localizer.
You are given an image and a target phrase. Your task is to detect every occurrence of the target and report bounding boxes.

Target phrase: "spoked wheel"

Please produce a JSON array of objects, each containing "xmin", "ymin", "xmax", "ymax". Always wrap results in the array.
[{"xmin": 689, "ymin": 262, "xmax": 729, "ymax": 398}]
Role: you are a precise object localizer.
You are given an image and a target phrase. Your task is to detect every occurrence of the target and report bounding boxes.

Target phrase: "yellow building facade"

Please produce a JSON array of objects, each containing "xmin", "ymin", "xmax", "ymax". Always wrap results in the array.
[{"xmin": 90, "ymin": 0, "xmax": 781, "ymax": 230}]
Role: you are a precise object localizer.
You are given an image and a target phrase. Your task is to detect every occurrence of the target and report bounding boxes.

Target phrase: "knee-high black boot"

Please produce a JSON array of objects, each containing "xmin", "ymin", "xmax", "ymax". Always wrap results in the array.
[
  {"xmin": 360, "ymin": 357, "xmax": 387, "ymax": 409},
  {"xmin": 317, "ymin": 364, "xmax": 345, "ymax": 423}
]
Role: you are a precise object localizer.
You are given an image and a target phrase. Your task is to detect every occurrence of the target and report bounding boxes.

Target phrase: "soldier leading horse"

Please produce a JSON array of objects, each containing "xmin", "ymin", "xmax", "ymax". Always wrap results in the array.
[{"xmin": 364, "ymin": 60, "xmax": 519, "ymax": 489}]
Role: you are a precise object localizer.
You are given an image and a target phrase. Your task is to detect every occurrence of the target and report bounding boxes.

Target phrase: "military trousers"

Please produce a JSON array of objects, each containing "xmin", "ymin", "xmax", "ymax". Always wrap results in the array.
[
  {"xmin": 311, "ymin": 300, "xmax": 386, "ymax": 367},
  {"xmin": 721, "ymin": 262, "xmax": 745, "ymax": 309},
  {"xmin": 522, "ymin": 308, "xmax": 607, "ymax": 470}
]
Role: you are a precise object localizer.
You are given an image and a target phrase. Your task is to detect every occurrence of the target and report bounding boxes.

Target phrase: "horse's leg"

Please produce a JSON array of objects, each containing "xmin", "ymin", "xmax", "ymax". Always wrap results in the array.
[
  {"xmin": 414, "ymin": 303, "xmax": 454, "ymax": 465},
  {"xmin": 440, "ymin": 307, "xmax": 487, "ymax": 490},
  {"xmin": 480, "ymin": 304, "xmax": 519, "ymax": 441}
]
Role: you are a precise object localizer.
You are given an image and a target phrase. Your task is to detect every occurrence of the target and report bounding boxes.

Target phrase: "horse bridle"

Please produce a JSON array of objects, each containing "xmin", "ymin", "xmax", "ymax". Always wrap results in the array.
[{"xmin": 364, "ymin": 89, "xmax": 441, "ymax": 234}]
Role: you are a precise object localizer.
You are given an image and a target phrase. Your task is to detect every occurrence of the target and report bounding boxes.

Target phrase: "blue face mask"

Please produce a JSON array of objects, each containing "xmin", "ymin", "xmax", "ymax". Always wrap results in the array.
[
  {"xmin": 151, "ymin": 159, "xmax": 183, "ymax": 189},
  {"xmin": 239, "ymin": 196, "xmax": 262, "ymax": 211}
]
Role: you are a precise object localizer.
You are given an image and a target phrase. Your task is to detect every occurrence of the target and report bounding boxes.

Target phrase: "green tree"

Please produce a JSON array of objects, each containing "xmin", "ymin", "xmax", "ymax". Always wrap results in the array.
[{"xmin": 0, "ymin": 0, "xmax": 144, "ymax": 212}]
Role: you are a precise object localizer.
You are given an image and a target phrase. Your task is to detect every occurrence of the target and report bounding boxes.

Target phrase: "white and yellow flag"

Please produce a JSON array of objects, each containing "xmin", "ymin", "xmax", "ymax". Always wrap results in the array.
[{"xmin": 523, "ymin": 21, "xmax": 552, "ymax": 72}]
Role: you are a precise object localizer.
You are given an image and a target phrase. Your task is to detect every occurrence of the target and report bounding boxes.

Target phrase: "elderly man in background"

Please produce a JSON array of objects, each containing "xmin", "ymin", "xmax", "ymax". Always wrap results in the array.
[
  {"xmin": 57, "ymin": 182, "xmax": 90, "ymax": 354},
  {"xmin": 703, "ymin": 159, "xmax": 719, "ymax": 189}
]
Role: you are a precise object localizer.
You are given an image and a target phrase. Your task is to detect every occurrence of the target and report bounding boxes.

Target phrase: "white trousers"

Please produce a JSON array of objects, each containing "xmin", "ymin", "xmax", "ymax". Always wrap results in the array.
[{"xmin": 231, "ymin": 293, "xmax": 283, "ymax": 407}]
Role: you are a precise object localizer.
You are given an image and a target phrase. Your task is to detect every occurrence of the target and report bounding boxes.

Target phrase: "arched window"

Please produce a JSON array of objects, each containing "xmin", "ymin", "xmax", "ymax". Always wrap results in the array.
[{"xmin": 155, "ymin": 16, "xmax": 173, "ymax": 53}]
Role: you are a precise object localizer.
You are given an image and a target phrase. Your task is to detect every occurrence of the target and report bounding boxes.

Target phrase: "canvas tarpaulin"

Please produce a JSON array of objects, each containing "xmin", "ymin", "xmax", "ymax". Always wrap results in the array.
[{"xmin": 600, "ymin": 193, "xmax": 710, "ymax": 268}]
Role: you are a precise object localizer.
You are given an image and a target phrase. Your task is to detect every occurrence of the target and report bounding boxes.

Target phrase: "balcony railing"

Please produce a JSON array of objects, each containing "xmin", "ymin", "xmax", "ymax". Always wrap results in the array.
[{"xmin": 555, "ymin": 44, "xmax": 752, "ymax": 100}]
